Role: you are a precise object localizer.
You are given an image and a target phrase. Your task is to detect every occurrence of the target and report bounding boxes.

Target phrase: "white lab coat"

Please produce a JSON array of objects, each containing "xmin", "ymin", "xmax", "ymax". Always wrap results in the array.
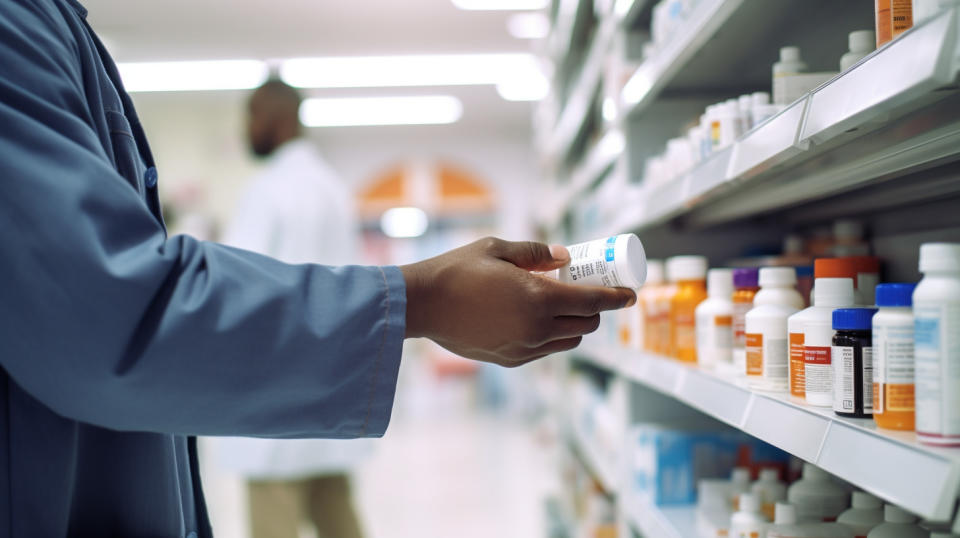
[{"xmin": 216, "ymin": 139, "xmax": 374, "ymax": 479}]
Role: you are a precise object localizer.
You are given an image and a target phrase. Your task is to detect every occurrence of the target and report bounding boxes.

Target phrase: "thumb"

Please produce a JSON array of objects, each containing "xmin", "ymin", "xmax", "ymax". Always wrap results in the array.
[{"xmin": 494, "ymin": 240, "xmax": 570, "ymax": 271}]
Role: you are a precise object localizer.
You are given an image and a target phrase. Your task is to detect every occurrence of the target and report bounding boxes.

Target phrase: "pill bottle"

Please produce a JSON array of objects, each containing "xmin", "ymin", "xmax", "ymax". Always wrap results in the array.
[
  {"xmin": 872, "ymin": 283, "xmax": 916, "ymax": 430},
  {"xmin": 792, "ymin": 259, "xmax": 856, "ymax": 401},
  {"xmin": 731, "ymin": 493, "xmax": 770, "ymax": 538},
  {"xmin": 832, "ymin": 308, "xmax": 878, "ymax": 418},
  {"xmin": 766, "ymin": 502, "xmax": 823, "ymax": 538},
  {"xmin": 840, "ymin": 30, "xmax": 877, "ymax": 71},
  {"xmin": 876, "ymin": 0, "xmax": 893, "ymax": 46},
  {"xmin": 745, "ymin": 268, "xmax": 804, "ymax": 391},
  {"xmin": 729, "ymin": 467, "xmax": 752, "ymax": 511},
  {"xmin": 845, "ymin": 256, "xmax": 881, "ymax": 306},
  {"xmin": 558, "ymin": 234, "xmax": 647, "ymax": 290},
  {"xmin": 773, "ymin": 47, "xmax": 809, "ymax": 105},
  {"xmin": 696, "ymin": 268, "xmax": 735, "ymax": 368},
  {"xmin": 804, "ymin": 318, "xmax": 836, "ymax": 407},
  {"xmin": 837, "ymin": 492, "xmax": 884, "ymax": 538},
  {"xmin": 639, "ymin": 259, "xmax": 665, "ymax": 354},
  {"xmin": 733, "ymin": 268, "xmax": 761, "ymax": 380},
  {"xmin": 668, "ymin": 255, "xmax": 708, "ymax": 362},
  {"xmin": 698, "ymin": 479, "xmax": 733, "ymax": 538},
  {"xmin": 914, "ymin": 242, "xmax": 960, "ymax": 446},
  {"xmin": 750, "ymin": 91, "xmax": 782, "ymax": 127},
  {"xmin": 867, "ymin": 505, "xmax": 927, "ymax": 537},
  {"xmin": 892, "ymin": 0, "xmax": 914, "ymax": 39},
  {"xmin": 787, "ymin": 463, "xmax": 849, "ymax": 522},
  {"xmin": 738, "ymin": 94, "xmax": 754, "ymax": 132},
  {"xmin": 752, "ymin": 468, "xmax": 786, "ymax": 520},
  {"xmin": 657, "ymin": 261, "xmax": 680, "ymax": 356}
]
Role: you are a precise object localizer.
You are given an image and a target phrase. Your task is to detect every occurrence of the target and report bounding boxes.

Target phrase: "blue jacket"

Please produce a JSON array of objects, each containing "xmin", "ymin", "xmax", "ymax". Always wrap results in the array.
[{"xmin": 0, "ymin": 1, "xmax": 406, "ymax": 536}]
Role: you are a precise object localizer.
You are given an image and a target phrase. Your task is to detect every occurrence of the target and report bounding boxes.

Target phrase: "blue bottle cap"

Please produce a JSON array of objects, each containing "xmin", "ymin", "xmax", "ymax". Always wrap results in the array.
[
  {"xmin": 875, "ymin": 283, "xmax": 916, "ymax": 307},
  {"xmin": 833, "ymin": 308, "xmax": 879, "ymax": 331}
]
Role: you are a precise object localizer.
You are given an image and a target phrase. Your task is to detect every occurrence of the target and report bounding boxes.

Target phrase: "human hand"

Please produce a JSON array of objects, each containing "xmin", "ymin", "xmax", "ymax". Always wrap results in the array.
[{"xmin": 400, "ymin": 237, "xmax": 637, "ymax": 367}]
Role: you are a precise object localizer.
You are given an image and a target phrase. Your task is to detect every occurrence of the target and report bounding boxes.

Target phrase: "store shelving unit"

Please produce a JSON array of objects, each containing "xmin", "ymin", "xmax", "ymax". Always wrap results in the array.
[{"xmin": 539, "ymin": 1, "xmax": 960, "ymax": 536}]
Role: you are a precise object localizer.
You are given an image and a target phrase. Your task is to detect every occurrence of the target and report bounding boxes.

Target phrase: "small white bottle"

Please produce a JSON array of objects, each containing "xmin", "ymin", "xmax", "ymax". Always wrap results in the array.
[
  {"xmin": 913, "ymin": 243, "xmax": 960, "ymax": 446},
  {"xmin": 730, "ymin": 467, "xmax": 752, "ymax": 510},
  {"xmin": 767, "ymin": 503, "xmax": 824, "ymax": 538},
  {"xmin": 788, "ymin": 278, "xmax": 855, "ymax": 401},
  {"xmin": 698, "ymin": 479, "xmax": 733, "ymax": 538},
  {"xmin": 750, "ymin": 91, "xmax": 781, "ymax": 127},
  {"xmin": 738, "ymin": 94, "xmax": 754, "ymax": 132},
  {"xmin": 731, "ymin": 493, "xmax": 770, "ymax": 538},
  {"xmin": 745, "ymin": 268, "xmax": 804, "ymax": 391},
  {"xmin": 787, "ymin": 463, "xmax": 849, "ymax": 522},
  {"xmin": 837, "ymin": 492, "xmax": 884, "ymax": 538},
  {"xmin": 872, "ymin": 283, "xmax": 917, "ymax": 430},
  {"xmin": 751, "ymin": 468, "xmax": 786, "ymax": 520},
  {"xmin": 557, "ymin": 234, "xmax": 647, "ymax": 290},
  {"xmin": 840, "ymin": 30, "xmax": 877, "ymax": 71},
  {"xmin": 866, "ymin": 505, "xmax": 928, "ymax": 537},
  {"xmin": 697, "ymin": 268, "xmax": 735, "ymax": 368},
  {"xmin": 773, "ymin": 46, "xmax": 809, "ymax": 105}
]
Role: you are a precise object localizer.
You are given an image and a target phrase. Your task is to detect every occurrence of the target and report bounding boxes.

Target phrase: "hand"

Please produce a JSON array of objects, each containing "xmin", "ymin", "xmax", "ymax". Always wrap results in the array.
[{"xmin": 400, "ymin": 237, "xmax": 637, "ymax": 367}]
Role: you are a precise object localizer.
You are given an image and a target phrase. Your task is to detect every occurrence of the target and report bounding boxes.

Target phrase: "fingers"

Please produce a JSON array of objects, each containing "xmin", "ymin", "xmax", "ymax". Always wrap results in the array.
[
  {"xmin": 528, "ymin": 336, "xmax": 584, "ymax": 357},
  {"xmin": 547, "ymin": 283, "xmax": 637, "ymax": 316},
  {"xmin": 486, "ymin": 237, "xmax": 570, "ymax": 271},
  {"xmin": 547, "ymin": 314, "xmax": 602, "ymax": 341}
]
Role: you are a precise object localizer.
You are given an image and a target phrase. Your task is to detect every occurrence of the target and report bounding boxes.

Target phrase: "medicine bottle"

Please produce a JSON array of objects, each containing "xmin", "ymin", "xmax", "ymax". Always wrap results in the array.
[
  {"xmin": 668, "ymin": 255, "xmax": 708, "ymax": 362},
  {"xmin": 767, "ymin": 502, "xmax": 824, "ymax": 538},
  {"xmin": 866, "ymin": 505, "xmax": 927, "ymax": 538},
  {"xmin": 745, "ymin": 267, "xmax": 804, "ymax": 391},
  {"xmin": 697, "ymin": 479, "xmax": 733, "ymax": 538},
  {"xmin": 639, "ymin": 259, "xmax": 665, "ymax": 354},
  {"xmin": 751, "ymin": 468, "xmax": 786, "ymax": 520},
  {"xmin": 872, "ymin": 283, "xmax": 916, "ymax": 430},
  {"xmin": 840, "ymin": 30, "xmax": 877, "ymax": 71},
  {"xmin": 891, "ymin": 0, "xmax": 914, "ymax": 40},
  {"xmin": 558, "ymin": 234, "xmax": 647, "ymax": 290},
  {"xmin": 837, "ymin": 491, "xmax": 884, "ymax": 538},
  {"xmin": 729, "ymin": 467, "xmax": 752, "ymax": 510},
  {"xmin": 696, "ymin": 268, "xmax": 735, "ymax": 368},
  {"xmin": 732, "ymin": 268, "xmax": 760, "ymax": 380},
  {"xmin": 832, "ymin": 308, "xmax": 878, "ymax": 418},
  {"xmin": 731, "ymin": 493, "xmax": 770, "ymax": 538},
  {"xmin": 773, "ymin": 46, "xmax": 808, "ymax": 105},
  {"xmin": 846, "ymin": 256, "xmax": 881, "ymax": 306},
  {"xmin": 913, "ymin": 242, "xmax": 960, "ymax": 446},
  {"xmin": 787, "ymin": 463, "xmax": 849, "ymax": 522},
  {"xmin": 876, "ymin": 0, "xmax": 893, "ymax": 46}
]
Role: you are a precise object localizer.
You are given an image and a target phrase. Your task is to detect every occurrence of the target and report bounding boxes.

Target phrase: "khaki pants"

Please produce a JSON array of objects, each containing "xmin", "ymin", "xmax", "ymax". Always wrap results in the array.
[{"xmin": 248, "ymin": 474, "xmax": 363, "ymax": 538}]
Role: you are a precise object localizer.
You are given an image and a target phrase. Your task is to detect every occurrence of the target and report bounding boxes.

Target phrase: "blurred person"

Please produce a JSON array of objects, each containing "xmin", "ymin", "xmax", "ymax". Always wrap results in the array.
[
  {"xmin": 218, "ymin": 80, "xmax": 370, "ymax": 538},
  {"xmin": 0, "ymin": 1, "xmax": 636, "ymax": 536}
]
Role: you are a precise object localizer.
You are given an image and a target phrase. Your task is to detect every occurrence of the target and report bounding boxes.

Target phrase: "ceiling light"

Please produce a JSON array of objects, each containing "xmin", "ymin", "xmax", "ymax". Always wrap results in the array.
[
  {"xmin": 507, "ymin": 13, "xmax": 550, "ymax": 39},
  {"xmin": 299, "ymin": 96, "xmax": 463, "ymax": 127},
  {"xmin": 380, "ymin": 207, "xmax": 429, "ymax": 238},
  {"xmin": 117, "ymin": 60, "xmax": 268, "ymax": 92},
  {"xmin": 280, "ymin": 53, "xmax": 538, "ymax": 89},
  {"xmin": 452, "ymin": 0, "xmax": 549, "ymax": 9}
]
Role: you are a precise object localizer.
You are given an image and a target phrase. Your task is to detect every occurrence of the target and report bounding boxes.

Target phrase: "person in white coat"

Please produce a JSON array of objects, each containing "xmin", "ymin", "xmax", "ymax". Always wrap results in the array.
[{"xmin": 218, "ymin": 79, "xmax": 370, "ymax": 538}]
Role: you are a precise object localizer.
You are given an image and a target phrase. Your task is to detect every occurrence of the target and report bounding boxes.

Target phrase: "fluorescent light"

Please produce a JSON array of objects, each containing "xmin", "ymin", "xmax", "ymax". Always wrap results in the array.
[
  {"xmin": 495, "ymin": 71, "xmax": 549, "ymax": 101},
  {"xmin": 507, "ymin": 13, "xmax": 550, "ymax": 39},
  {"xmin": 117, "ymin": 60, "xmax": 268, "ymax": 92},
  {"xmin": 380, "ymin": 207, "xmax": 429, "ymax": 238},
  {"xmin": 452, "ymin": 0, "xmax": 548, "ymax": 9},
  {"xmin": 299, "ymin": 96, "xmax": 463, "ymax": 127},
  {"xmin": 280, "ymin": 53, "xmax": 538, "ymax": 89}
]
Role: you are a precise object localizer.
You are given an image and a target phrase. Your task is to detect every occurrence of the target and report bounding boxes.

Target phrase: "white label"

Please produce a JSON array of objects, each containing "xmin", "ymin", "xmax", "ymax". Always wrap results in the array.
[
  {"xmin": 833, "ymin": 346, "xmax": 856, "ymax": 413},
  {"xmin": 763, "ymin": 338, "xmax": 788, "ymax": 381},
  {"xmin": 560, "ymin": 236, "xmax": 626, "ymax": 288},
  {"xmin": 915, "ymin": 303, "xmax": 960, "ymax": 440},
  {"xmin": 874, "ymin": 320, "xmax": 914, "ymax": 414},
  {"xmin": 863, "ymin": 347, "xmax": 873, "ymax": 413}
]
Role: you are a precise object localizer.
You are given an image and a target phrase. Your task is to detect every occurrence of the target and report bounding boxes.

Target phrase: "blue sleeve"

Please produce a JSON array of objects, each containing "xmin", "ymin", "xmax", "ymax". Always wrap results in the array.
[{"xmin": 0, "ymin": 0, "xmax": 405, "ymax": 439}]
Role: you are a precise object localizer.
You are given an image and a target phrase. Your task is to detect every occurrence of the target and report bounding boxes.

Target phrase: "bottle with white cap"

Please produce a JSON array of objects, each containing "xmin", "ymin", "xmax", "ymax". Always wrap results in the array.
[
  {"xmin": 840, "ymin": 30, "xmax": 877, "ymax": 71},
  {"xmin": 751, "ymin": 468, "xmax": 786, "ymax": 520},
  {"xmin": 639, "ymin": 259, "xmax": 665, "ymax": 353},
  {"xmin": 729, "ymin": 467, "xmax": 752, "ymax": 510},
  {"xmin": 866, "ymin": 505, "xmax": 927, "ymax": 537},
  {"xmin": 837, "ymin": 492, "xmax": 884, "ymax": 537},
  {"xmin": 787, "ymin": 463, "xmax": 849, "ymax": 522},
  {"xmin": 668, "ymin": 255, "xmax": 709, "ymax": 362},
  {"xmin": 773, "ymin": 46, "xmax": 809, "ymax": 105},
  {"xmin": 750, "ymin": 91, "xmax": 781, "ymax": 127},
  {"xmin": 557, "ymin": 234, "xmax": 647, "ymax": 290},
  {"xmin": 698, "ymin": 479, "xmax": 733, "ymax": 538},
  {"xmin": 913, "ymin": 242, "xmax": 960, "ymax": 446},
  {"xmin": 731, "ymin": 492, "xmax": 770, "ymax": 538},
  {"xmin": 767, "ymin": 503, "xmax": 824, "ymax": 538},
  {"xmin": 745, "ymin": 268, "xmax": 804, "ymax": 391},
  {"xmin": 696, "ymin": 268, "xmax": 735, "ymax": 368}
]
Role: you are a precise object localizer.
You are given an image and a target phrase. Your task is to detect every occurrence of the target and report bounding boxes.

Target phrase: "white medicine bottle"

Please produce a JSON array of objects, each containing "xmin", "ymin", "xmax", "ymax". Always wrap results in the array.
[
  {"xmin": 556, "ymin": 234, "xmax": 647, "ymax": 290},
  {"xmin": 837, "ymin": 491, "xmax": 883, "ymax": 538},
  {"xmin": 751, "ymin": 468, "xmax": 786, "ymax": 520},
  {"xmin": 840, "ymin": 30, "xmax": 877, "ymax": 71},
  {"xmin": 866, "ymin": 505, "xmax": 927, "ymax": 537},
  {"xmin": 744, "ymin": 267, "xmax": 804, "ymax": 391},
  {"xmin": 696, "ymin": 268, "xmax": 735, "ymax": 369},
  {"xmin": 787, "ymin": 463, "xmax": 849, "ymax": 522},
  {"xmin": 731, "ymin": 492, "xmax": 770, "ymax": 538},
  {"xmin": 767, "ymin": 502, "xmax": 824, "ymax": 538}
]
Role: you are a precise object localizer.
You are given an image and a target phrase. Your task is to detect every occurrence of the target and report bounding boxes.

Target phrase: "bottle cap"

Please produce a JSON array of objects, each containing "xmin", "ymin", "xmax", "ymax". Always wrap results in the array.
[
  {"xmin": 707, "ymin": 268, "xmax": 734, "ymax": 298},
  {"xmin": 815, "ymin": 258, "xmax": 857, "ymax": 279},
  {"xmin": 667, "ymin": 255, "xmax": 707, "ymax": 281},
  {"xmin": 739, "ymin": 493, "xmax": 761, "ymax": 512},
  {"xmin": 751, "ymin": 91, "xmax": 770, "ymax": 106},
  {"xmin": 845, "ymin": 255, "xmax": 880, "ymax": 274},
  {"xmin": 813, "ymin": 278, "xmax": 855, "ymax": 307},
  {"xmin": 851, "ymin": 491, "xmax": 882, "ymax": 510},
  {"xmin": 833, "ymin": 308, "xmax": 878, "ymax": 330},
  {"xmin": 731, "ymin": 467, "xmax": 751, "ymax": 485},
  {"xmin": 780, "ymin": 46, "xmax": 801, "ymax": 61},
  {"xmin": 733, "ymin": 267, "xmax": 759, "ymax": 288},
  {"xmin": 774, "ymin": 503, "xmax": 797, "ymax": 525},
  {"xmin": 849, "ymin": 30, "xmax": 876, "ymax": 53},
  {"xmin": 646, "ymin": 260, "xmax": 665, "ymax": 285},
  {"xmin": 919, "ymin": 243, "xmax": 960, "ymax": 273},
  {"xmin": 759, "ymin": 468, "xmax": 780, "ymax": 483},
  {"xmin": 759, "ymin": 267, "xmax": 797, "ymax": 287},
  {"xmin": 875, "ymin": 283, "xmax": 915, "ymax": 307},
  {"xmin": 833, "ymin": 219, "xmax": 864, "ymax": 240},
  {"xmin": 885, "ymin": 504, "xmax": 918, "ymax": 524}
]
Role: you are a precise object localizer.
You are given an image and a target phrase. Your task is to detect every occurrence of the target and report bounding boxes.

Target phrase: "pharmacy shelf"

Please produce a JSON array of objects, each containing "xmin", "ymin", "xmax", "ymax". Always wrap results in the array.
[
  {"xmin": 622, "ymin": 499, "xmax": 698, "ymax": 538},
  {"xmin": 569, "ymin": 419, "xmax": 620, "ymax": 495},
  {"xmin": 573, "ymin": 344, "xmax": 960, "ymax": 522}
]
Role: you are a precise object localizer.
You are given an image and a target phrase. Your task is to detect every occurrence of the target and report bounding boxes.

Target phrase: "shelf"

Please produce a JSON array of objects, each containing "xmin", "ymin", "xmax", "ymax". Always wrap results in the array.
[
  {"xmin": 569, "ymin": 419, "xmax": 620, "ymax": 495},
  {"xmin": 574, "ymin": 344, "xmax": 960, "ymax": 521},
  {"xmin": 622, "ymin": 499, "xmax": 698, "ymax": 538}
]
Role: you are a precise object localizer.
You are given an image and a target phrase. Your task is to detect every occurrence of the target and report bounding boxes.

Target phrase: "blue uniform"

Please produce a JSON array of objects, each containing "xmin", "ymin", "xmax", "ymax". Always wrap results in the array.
[{"xmin": 0, "ymin": 1, "xmax": 406, "ymax": 535}]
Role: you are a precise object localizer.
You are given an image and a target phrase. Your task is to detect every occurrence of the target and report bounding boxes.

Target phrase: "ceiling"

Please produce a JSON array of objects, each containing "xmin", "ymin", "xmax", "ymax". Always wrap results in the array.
[{"xmin": 81, "ymin": 0, "xmax": 542, "ymax": 133}]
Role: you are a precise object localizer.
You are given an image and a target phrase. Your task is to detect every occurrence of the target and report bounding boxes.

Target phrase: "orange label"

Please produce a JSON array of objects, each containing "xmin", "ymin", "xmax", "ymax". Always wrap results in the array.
[
  {"xmin": 873, "ymin": 383, "xmax": 883, "ymax": 414},
  {"xmin": 714, "ymin": 315, "xmax": 732, "ymax": 327},
  {"xmin": 892, "ymin": 0, "xmax": 913, "ymax": 35},
  {"xmin": 876, "ymin": 0, "xmax": 892, "ymax": 45},
  {"xmin": 789, "ymin": 332, "xmax": 805, "ymax": 397},
  {"xmin": 886, "ymin": 383, "xmax": 915, "ymax": 412},
  {"xmin": 746, "ymin": 333, "xmax": 763, "ymax": 376}
]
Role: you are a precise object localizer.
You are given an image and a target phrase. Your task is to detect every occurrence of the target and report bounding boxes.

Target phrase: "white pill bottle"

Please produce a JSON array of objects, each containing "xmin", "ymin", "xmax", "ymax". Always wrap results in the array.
[{"xmin": 557, "ymin": 234, "xmax": 647, "ymax": 290}]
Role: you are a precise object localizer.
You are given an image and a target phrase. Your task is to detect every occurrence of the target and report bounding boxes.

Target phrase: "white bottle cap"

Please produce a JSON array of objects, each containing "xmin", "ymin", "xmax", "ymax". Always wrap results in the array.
[
  {"xmin": 739, "ymin": 94, "xmax": 752, "ymax": 109},
  {"xmin": 646, "ymin": 259, "xmax": 665, "ymax": 285},
  {"xmin": 780, "ymin": 46, "xmax": 802, "ymax": 62},
  {"xmin": 851, "ymin": 491, "xmax": 882, "ymax": 509},
  {"xmin": 774, "ymin": 502, "xmax": 798, "ymax": 524},
  {"xmin": 732, "ymin": 467, "xmax": 751, "ymax": 485},
  {"xmin": 615, "ymin": 234, "xmax": 647, "ymax": 289},
  {"xmin": 813, "ymin": 277, "xmax": 855, "ymax": 307},
  {"xmin": 707, "ymin": 268, "xmax": 734, "ymax": 298},
  {"xmin": 849, "ymin": 30, "xmax": 876, "ymax": 53},
  {"xmin": 667, "ymin": 255, "xmax": 707, "ymax": 281},
  {"xmin": 759, "ymin": 468, "xmax": 780, "ymax": 483},
  {"xmin": 802, "ymin": 462, "xmax": 829, "ymax": 481},
  {"xmin": 739, "ymin": 493, "xmax": 761, "ymax": 512},
  {"xmin": 751, "ymin": 91, "xmax": 771, "ymax": 106},
  {"xmin": 919, "ymin": 242, "xmax": 960, "ymax": 273},
  {"xmin": 884, "ymin": 504, "xmax": 918, "ymax": 523},
  {"xmin": 759, "ymin": 267, "xmax": 797, "ymax": 287},
  {"xmin": 698, "ymin": 479, "xmax": 731, "ymax": 507}
]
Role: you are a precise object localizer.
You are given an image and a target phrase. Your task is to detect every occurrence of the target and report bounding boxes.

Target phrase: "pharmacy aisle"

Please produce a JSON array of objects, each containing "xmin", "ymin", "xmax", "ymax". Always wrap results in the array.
[{"xmin": 537, "ymin": 0, "xmax": 960, "ymax": 536}]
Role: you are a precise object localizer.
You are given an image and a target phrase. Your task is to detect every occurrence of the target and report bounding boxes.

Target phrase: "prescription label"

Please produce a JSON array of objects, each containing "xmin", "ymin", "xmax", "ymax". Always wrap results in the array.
[
  {"xmin": 745, "ymin": 333, "xmax": 763, "ymax": 376},
  {"xmin": 789, "ymin": 332, "xmax": 805, "ymax": 397}
]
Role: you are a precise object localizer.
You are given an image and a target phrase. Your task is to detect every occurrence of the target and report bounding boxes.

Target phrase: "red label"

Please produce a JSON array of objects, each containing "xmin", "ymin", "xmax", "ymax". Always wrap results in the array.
[{"xmin": 804, "ymin": 346, "xmax": 831, "ymax": 365}]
